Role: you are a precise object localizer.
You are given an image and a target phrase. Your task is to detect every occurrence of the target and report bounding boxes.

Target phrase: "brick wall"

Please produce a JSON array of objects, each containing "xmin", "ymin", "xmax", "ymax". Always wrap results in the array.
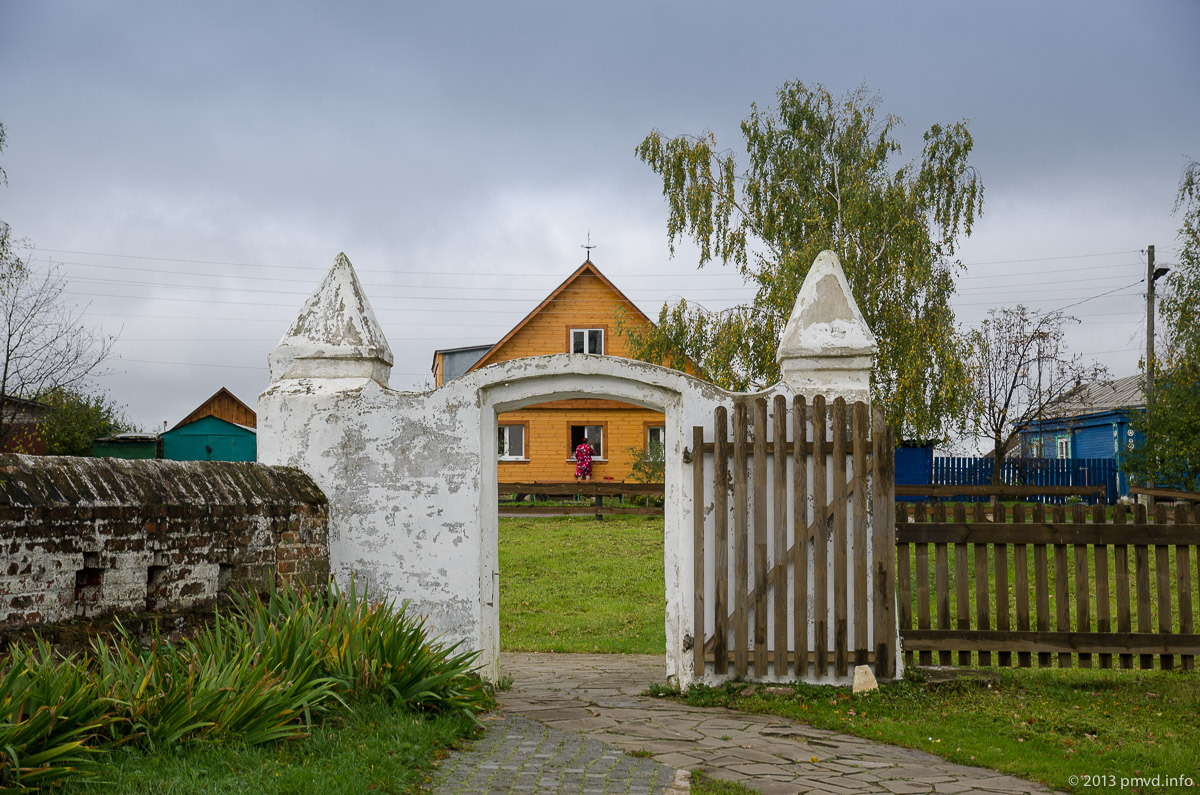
[{"xmin": 0, "ymin": 453, "xmax": 328, "ymax": 628}]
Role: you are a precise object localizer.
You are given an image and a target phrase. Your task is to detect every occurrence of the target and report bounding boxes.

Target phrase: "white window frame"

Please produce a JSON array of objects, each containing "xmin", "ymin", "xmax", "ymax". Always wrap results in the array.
[
  {"xmin": 1056, "ymin": 436, "xmax": 1071, "ymax": 460},
  {"xmin": 647, "ymin": 425, "xmax": 666, "ymax": 452},
  {"xmin": 570, "ymin": 328, "xmax": 604, "ymax": 355},
  {"xmin": 498, "ymin": 424, "xmax": 526, "ymax": 461}
]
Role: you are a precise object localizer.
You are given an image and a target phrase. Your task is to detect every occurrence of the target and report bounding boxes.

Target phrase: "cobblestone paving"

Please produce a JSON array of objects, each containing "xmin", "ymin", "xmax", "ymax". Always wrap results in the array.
[
  {"xmin": 434, "ymin": 712, "xmax": 679, "ymax": 794},
  {"xmin": 481, "ymin": 653, "xmax": 1065, "ymax": 795}
]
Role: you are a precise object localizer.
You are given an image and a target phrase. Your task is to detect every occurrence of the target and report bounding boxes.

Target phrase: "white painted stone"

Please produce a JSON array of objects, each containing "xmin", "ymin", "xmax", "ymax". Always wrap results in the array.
[
  {"xmin": 267, "ymin": 253, "xmax": 393, "ymax": 384},
  {"xmin": 776, "ymin": 250, "xmax": 877, "ymax": 403},
  {"xmin": 852, "ymin": 664, "xmax": 879, "ymax": 693},
  {"xmin": 261, "ymin": 252, "xmax": 899, "ymax": 689}
]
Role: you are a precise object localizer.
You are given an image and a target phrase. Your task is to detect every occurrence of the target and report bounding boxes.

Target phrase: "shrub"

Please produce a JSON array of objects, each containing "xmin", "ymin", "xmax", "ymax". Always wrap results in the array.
[{"xmin": 0, "ymin": 580, "xmax": 492, "ymax": 791}]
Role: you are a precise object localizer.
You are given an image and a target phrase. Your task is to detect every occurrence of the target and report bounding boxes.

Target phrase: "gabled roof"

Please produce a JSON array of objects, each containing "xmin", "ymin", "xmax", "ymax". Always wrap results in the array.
[
  {"xmin": 465, "ymin": 259, "xmax": 660, "ymax": 374},
  {"xmin": 172, "ymin": 387, "xmax": 257, "ymax": 431},
  {"xmin": 1048, "ymin": 374, "xmax": 1144, "ymax": 419}
]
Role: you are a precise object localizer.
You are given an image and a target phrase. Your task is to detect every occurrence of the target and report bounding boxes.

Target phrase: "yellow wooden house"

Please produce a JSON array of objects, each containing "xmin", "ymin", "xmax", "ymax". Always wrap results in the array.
[{"xmin": 432, "ymin": 259, "xmax": 684, "ymax": 482}]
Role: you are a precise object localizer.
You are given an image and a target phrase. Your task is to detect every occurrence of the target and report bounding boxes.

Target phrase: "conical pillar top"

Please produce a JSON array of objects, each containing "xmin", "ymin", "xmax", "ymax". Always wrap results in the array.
[
  {"xmin": 268, "ymin": 253, "xmax": 393, "ymax": 384},
  {"xmin": 776, "ymin": 250, "xmax": 877, "ymax": 401}
]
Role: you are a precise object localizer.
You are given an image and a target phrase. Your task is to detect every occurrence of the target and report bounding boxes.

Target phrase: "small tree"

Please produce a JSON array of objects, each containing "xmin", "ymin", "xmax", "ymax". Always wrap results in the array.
[
  {"xmin": 0, "ymin": 123, "xmax": 117, "ymax": 449},
  {"xmin": 1123, "ymin": 160, "xmax": 1200, "ymax": 491},
  {"xmin": 37, "ymin": 388, "xmax": 135, "ymax": 456},
  {"xmin": 0, "ymin": 263, "xmax": 117, "ymax": 450},
  {"xmin": 965, "ymin": 306, "xmax": 1108, "ymax": 483}
]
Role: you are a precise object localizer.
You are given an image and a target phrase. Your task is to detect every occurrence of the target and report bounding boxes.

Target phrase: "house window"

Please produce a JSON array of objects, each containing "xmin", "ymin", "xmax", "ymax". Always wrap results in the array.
[
  {"xmin": 570, "ymin": 425, "xmax": 603, "ymax": 458},
  {"xmin": 498, "ymin": 424, "xmax": 525, "ymax": 460},
  {"xmin": 1056, "ymin": 436, "xmax": 1071, "ymax": 460},
  {"xmin": 571, "ymin": 328, "xmax": 604, "ymax": 355},
  {"xmin": 1030, "ymin": 437, "xmax": 1044, "ymax": 458},
  {"xmin": 647, "ymin": 425, "xmax": 665, "ymax": 453}
]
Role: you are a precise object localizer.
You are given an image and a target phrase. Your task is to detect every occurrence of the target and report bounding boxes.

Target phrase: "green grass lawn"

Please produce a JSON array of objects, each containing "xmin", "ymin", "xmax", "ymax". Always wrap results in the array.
[
  {"xmin": 58, "ymin": 700, "xmax": 477, "ymax": 795},
  {"xmin": 499, "ymin": 515, "xmax": 666, "ymax": 653},
  {"xmin": 681, "ymin": 667, "xmax": 1200, "ymax": 794},
  {"xmin": 500, "ymin": 515, "xmax": 1200, "ymax": 793}
]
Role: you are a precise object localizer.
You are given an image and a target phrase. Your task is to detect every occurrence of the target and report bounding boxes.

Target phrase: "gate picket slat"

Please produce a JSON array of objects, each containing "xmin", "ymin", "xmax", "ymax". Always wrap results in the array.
[
  {"xmin": 1033, "ymin": 505, "xmax": 1051, "ymax": 668},
  {"xmin": 955, "ymin": 505, "xmax": 971, "ymax": 666},
  {"xmin": 733, "ymin": 402, "xmax": 750, "ymax": 677},
  {"xmin": 832, "ymin": 398, "xmax": 849, "ymax": 677},
  {"xmin": 1053, "ymin": 505, "xmax": 1071, "ymax": 668},
  {"xmin": 896, "ymin": 502, "xmax": 912, "ymax": 670},
  {"xmin": 934, "ymin": 502, "xmax": 951, "ymax": 666},
  {"xmin": 1134, "ymin": 504, "xmax": 1152, "ymax": 670},
  {"xmin": 872, "ymin": 406, "xmax": 896, "ymax": 678},
  {"xmin": 692, "ymin": 424, "xmax": 706, "ymax": 678},
  {"xmin": 1177, "ymin": 504, "xmax": 1195, "ymax": 671},
  {"xmin": 713, "ymin": 406, "xmax": 729, "ymax": 676},
  {"xmin": 1093, "ymin": 503, "xmax": 1112, "ymax": 669},
  {"xmin": 994, "ymin": 500, "xmax": 1011, "ymax": 668},
  {"xmin": 915, "ymin": 501, "xmax": 931, "ymax": 667},
  {"xmin": 773, "ymin": 395, "xmax": 789, "ymax": 677},
  {"xmin": 1072, "ymin": 504, "xmax": 1091, "ymax": 668},
  {"xmin": 1155, "ymin": 504, "xmax": 1173, "ymax": 670},
  {"xmin": 1114, "ymin": 504, "xmax": 1132, "ymax": 669},
  {"xmin": 975, "ymin": 522, "xmax": 992, "ymax": 668},
  {"xmin": 852, "ymin": 402, "xmax": 869, "ymax": 668},
  {"xmin": 812, "ymin": 396, "xmax": 829, "ymax": 678},
  {"xmin": 1012, "ymin": 504, "xmax": 1032, "ymax": 668},
  {"xmin": 794, "ymin": 396, "xmax": 809, "ymax": 678},
  {"xmin": 753, "ymin": 398, "xmax": 769, "ymax": 676}
]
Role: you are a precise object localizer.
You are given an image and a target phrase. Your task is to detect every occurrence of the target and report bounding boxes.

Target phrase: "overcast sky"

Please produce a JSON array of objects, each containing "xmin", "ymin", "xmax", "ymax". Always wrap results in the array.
[{"xmin": 1, "ymin": 1, "xmax": 1197, "ymax": 437}]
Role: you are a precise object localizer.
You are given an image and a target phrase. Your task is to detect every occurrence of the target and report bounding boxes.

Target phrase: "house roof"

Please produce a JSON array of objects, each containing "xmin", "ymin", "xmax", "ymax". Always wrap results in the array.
[
  {"xmin": 465, "ymin": 258, "xmax": 661, "ymax": 374},
  {"xmin": 1049, "ymin": 374, "xmax": 1144, "ymax": 418},
  {"xmin": 172, "ymin": 387, "xmax": 257, "ymax": 431},
  {"xmin": 430, "ymin": 343, "xmax": 495, "ymax": 373}
]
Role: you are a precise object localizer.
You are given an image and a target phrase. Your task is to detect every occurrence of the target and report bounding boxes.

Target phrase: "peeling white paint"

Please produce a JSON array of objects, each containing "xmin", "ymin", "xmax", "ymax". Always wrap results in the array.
[
  {"xmin": 776, "ymin": 250, "xmax": 877, "ymax": 404},
  {"xmin": 260, "ymin": 252, "xmax": 895, "ymax": 688}
]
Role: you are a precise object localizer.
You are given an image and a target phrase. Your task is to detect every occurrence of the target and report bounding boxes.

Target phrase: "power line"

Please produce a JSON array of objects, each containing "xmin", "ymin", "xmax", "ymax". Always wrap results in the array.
[
  {"xmin": 952, "ymin": 289, "xmax": 1142, "ymax": 308},
  {"xmin": 33, "ymin": 247, "xmax": 748, "ymax": 279},
  {"xmin": 958, "ymin": 249, "xmax": 1140, "ymax": 267},
  {"xmin": 27, "ymin": 257, "xmax": 756, "ymax": 295},
  {"xmin": 112, "ymin": 356, "xmax": 428, "ymax": 376}
]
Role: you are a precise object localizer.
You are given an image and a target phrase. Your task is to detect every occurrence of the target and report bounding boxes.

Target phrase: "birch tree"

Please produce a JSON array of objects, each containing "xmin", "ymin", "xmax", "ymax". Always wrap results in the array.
[{"xmin": 621, "ymin": 82, "xmax": 983, "ymax": 439}]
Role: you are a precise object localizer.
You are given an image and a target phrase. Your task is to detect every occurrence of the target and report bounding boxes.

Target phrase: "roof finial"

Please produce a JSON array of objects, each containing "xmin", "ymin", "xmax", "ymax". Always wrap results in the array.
[{"xmin": 581, "ymin": 230, "xmax": 597, "ymax": 262}]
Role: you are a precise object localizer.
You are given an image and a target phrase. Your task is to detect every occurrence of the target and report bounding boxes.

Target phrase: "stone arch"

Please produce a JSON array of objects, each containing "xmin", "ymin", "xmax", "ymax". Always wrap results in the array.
[
  {"xmin": 258, "ymin": 250, "xmax": 880, "ymax": 686},
  {"xmin": 470, "ymin": 357, "xmax": 699, "ymax": 682}
]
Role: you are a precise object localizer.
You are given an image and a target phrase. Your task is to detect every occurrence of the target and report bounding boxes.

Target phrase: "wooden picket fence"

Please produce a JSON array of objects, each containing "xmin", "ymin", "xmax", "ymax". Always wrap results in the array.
[
  {"xmin": 896, "ymin": 502, "xmax": 1200, "ymax": 670},
  {"xmin": 690, "ymin": 394, "xmax": 897, "ymax": 681}
]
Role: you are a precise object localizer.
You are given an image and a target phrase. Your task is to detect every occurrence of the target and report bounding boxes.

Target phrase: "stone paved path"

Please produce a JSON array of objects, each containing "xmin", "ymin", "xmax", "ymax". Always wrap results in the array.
[{"xmin": 432, "ymin": 653, "xmax": 1064, "ymax": 795}]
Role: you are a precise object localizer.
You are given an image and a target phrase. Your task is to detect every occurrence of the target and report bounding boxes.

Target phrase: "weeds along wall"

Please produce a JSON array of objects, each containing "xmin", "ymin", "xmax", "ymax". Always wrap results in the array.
[{"xmin": 0, "ymin": 453, "xmax": 329, "ymax": 628}]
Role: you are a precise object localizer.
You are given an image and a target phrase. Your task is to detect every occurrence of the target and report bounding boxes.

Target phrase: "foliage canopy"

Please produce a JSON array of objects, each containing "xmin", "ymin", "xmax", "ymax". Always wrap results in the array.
[
  {"xmin": 37, "ymin": 388, "xmax": 135, "ymax": 456},
  {"xmin": 622, "ymin": 82, "xmax": 983, "ymax": 439},
  {"xmin": 1124, "ymin": 161, "xmax": 1200, "ymax": 491},
  {"xmin": 964, "ymin": 306, "xmax": 1106, "ymax": 479}
]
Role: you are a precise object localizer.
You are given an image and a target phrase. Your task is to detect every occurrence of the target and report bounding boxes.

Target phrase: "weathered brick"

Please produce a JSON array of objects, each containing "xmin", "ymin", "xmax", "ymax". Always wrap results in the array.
[{"xmin": 0, "ymin": 455, "xmax": 328, "ymax": 630}]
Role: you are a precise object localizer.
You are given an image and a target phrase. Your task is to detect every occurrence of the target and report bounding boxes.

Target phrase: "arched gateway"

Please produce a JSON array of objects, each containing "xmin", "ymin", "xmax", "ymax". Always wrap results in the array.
[{"xmin": 259, "ymin": 252, "xmax": 899, "ymax": 688}]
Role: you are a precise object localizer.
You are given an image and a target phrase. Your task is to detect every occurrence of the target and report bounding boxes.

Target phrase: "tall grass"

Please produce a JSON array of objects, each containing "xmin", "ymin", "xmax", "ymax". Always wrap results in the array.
[{"xmin": 0, "ymin": 580, "xmax": 491, "ymax": 792}]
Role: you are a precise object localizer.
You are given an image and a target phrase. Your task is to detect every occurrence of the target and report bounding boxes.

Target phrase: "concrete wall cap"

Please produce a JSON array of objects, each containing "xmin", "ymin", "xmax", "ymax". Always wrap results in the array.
[
  {"xmin": 269, "ymin": 253, "xmax": 394, "ymax": 383},
  {"xmin": 776, "ymin": 250, "xmax": 878, "ymax": 363}
]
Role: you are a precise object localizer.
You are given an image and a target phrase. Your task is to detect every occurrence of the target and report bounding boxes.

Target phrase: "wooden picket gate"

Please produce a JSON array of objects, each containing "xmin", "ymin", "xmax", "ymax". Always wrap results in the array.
[{"xmin": 689, "ymin": 393, "xmax": 898, "ymax": 681}]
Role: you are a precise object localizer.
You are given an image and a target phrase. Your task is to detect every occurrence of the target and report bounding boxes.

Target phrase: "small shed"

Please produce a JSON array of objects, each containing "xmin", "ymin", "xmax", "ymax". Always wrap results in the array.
[
  {"xmin": 161, "ymin": 387, "xmax": 258, "ymax": 462},
  {"xmin": 162, "ymin": 416, "xmax": 256, "ymax": 462},
  {"xmin": 92, "ymin": 432, "xmax": 160, "ymax": 459}
]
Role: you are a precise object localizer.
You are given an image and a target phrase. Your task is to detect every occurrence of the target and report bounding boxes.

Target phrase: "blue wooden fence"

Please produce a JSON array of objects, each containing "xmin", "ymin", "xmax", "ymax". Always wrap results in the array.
[{"xmin": 926, "ymin": 457, "xmax": 1119, "ymax": 504}]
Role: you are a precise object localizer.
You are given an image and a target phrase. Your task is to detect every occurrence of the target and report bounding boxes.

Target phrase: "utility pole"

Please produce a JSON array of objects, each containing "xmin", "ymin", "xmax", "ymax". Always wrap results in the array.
[{"xmin": 1146, "ymin": 244, "xmax": 1156, "ymax": 407}]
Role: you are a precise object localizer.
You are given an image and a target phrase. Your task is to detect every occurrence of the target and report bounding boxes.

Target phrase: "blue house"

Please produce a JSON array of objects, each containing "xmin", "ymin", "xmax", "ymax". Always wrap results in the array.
[{"xmin": 1022, "ymin": 374, "xmax": 1143, "ymax": 497}]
